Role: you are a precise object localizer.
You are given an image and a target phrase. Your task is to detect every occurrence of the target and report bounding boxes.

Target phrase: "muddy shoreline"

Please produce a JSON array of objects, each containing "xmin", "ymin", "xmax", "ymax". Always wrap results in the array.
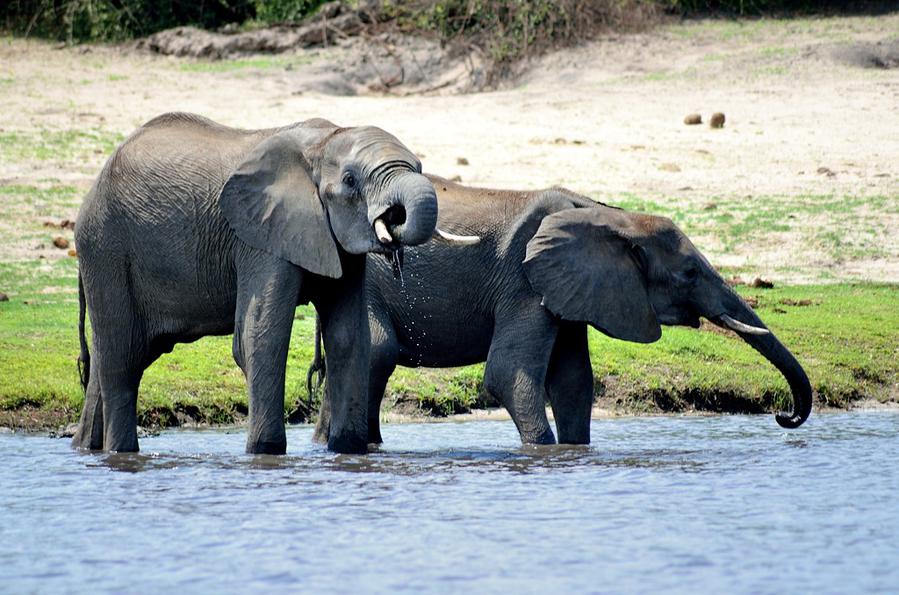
[{"xmin": 3, "ymin": 397, "xmax": 896, "ymax": 439}]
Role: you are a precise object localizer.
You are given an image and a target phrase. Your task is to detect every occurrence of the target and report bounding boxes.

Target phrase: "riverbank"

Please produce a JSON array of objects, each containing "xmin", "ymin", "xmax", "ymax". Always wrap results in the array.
[
  {"xmin": 1, "ymin": 14, "xmax": 897, "ymax": 433},
  {"xmin": 1, "ymin": 278, "xmax": 896, "ymax": 434}
]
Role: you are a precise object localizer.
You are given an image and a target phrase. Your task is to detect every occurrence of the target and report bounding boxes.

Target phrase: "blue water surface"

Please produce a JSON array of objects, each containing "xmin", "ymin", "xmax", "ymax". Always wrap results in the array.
[{"xmin": 1, "ymin": 412, "xmax": 897, "ymax": 594}]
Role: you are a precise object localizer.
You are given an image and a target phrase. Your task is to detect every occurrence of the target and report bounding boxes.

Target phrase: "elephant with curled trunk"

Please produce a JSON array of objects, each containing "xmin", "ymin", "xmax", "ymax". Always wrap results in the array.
[
  {"xmin": 72, "ymin": 112, "xmax": 472, "ymax": 455},
  {"xmin": 314, "ymin": 176, "xmax": 812, "ymax": 446}
]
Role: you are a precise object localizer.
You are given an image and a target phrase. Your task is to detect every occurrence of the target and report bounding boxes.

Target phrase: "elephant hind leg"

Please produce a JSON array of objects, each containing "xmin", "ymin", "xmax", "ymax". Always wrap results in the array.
[
  {"xmin": 546, "ymin": 322, "xmax": 594, "ymax": 444},
  {"xmin": 81, "ymin": 271, "xmax": 151, "ymax": 453},
  {"xmin": 484, "ymin": 311, "xmax": 558, "ymax": 445},
  {"xmin": 71, "ymin": 371, "xmax": 103, "ymax": 450},
  {"xmin": 366, "ymin": 310, "xmax": 399, "ymax": 445},
  {"xmin": 312, "ymin": 309, "xmax": 397, "ymax": 446}
]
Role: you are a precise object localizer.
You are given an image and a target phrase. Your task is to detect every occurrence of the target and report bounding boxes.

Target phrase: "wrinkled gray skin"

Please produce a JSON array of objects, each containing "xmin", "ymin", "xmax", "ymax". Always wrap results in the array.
[
  {"xmin": 72, "ymin": 112, "xmax": 437, "ymax": 455},
  {"xmin": 315, "ymin": 176, "xmax": 812, "ymax": 445}
]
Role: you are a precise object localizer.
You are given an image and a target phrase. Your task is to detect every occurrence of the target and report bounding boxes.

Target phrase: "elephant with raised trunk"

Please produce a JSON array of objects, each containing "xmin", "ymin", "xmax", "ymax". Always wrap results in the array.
[
  {"xmin": 72, "ymin": 112, "xmax": 470, "ymax": 455},
  {"xmin": 315, "ymin": 176, "xmax": 812, "ymax": 446}
]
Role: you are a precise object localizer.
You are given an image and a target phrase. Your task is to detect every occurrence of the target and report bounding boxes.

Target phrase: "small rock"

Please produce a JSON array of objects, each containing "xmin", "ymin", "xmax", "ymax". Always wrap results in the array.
[
  {"xmin": 67, "ymin": 249, "xmax": 78, "ymax": 258},
  {"xmin": 702, "ymin": 202, "xmax": 717, "ymax": 210},
  {"xmin": 52, "ymin": 237, "xmax": 70, "ymax": 249},
  {"xmin": 61, "ymin": 219, "xmax": 75, "ymax": 231},
  {"xmin": 456, "ymin": 157, "xmax": 469, "ymax": 166},
  {"xmin": 726, "ymin": 276, "xmax": 746, "ymax": 287},
  {"xmin": 449, "ymin": 175, "xmax": 462, "ymax": 182},
  {"xmin": 678, "ymin": 186, "xmax": 694, "ymax": 191},
  {"xmin": 684, "ymin": 113, "xmax": 702, "ymax": 125},
  {"xmin": 817, "ymin": 166, "xmax": 836, "ymax": 177},
  {"xmin": 710, "ymin": 112, "xmax": 726, "ymax": 128},
  {"xmin": 57, "ymin": 423, "xmax": 79, "ymax": 438},
  {"xmin": 0, "ymin": 293, "xmax": 9, "ymax": 302},
  {"xmin": 751, "ymin": 277, "xmax": 774, "ymax": 289},
  {"xmin": 658, "ymin": 162, "xmax": 681, "ymax": 172}
]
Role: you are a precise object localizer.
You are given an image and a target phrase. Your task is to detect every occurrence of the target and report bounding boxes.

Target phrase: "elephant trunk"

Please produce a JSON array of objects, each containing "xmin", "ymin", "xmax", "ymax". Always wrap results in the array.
[
  {"xmin": 711, "ymin": 296, "xmax": 813, "ymax": 428},
  {"xmin": 376, "ymin": 172, "xmax": 438, "ymax": 247}
]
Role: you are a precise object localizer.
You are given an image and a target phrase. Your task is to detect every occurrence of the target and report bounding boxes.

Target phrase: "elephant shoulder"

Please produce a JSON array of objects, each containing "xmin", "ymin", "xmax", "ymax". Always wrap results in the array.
[{"xmin": 498, "ymin": 188, "xmax": 593, "ymax": 256}]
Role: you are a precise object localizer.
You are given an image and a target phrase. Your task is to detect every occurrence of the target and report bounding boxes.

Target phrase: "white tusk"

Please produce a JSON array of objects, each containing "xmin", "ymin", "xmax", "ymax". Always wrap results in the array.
[
  {"xmin": 718, "ymin": 314, "xmax": 770, "ymax": 335},
  {"xmin": 374, "ymin": 218, "xmax": 393, "ymax": 244},
  {"xmin": 433, "ymin": 227, "xmax": 480, "ymax": 245}
]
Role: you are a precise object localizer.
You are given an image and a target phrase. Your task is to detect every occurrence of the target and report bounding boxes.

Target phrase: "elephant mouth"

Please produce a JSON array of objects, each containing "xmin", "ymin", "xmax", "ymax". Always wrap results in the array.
[{"xmin": 372, "ymin": 204, "xmax": 407, "ymax": 250}]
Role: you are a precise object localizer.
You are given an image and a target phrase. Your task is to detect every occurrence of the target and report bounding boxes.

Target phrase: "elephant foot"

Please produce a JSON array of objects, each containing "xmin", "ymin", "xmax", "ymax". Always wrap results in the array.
[
  {"xmin": 71, "ymin": 425, "xmax": 103, "ymax": 451},
  {"xmin": 521, "ymin": 427, "xmax": 557, "ymax": 446},
  {"xmin": 328, "ymin": 431, "xmax": 369, "ymax": 455},
  {"xmin": 246, "ymin": 439, "xmax": 287, "ymax": 455}
]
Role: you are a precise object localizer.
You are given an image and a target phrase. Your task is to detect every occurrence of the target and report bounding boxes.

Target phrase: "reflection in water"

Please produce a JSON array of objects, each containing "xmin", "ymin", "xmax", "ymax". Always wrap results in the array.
[{"xmin": 2, "ymin": 413, "xmax": 898, "ymax": 594}]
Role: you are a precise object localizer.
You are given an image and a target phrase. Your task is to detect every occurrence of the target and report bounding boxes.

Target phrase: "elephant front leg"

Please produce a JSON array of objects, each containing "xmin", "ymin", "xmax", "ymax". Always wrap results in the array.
[
  {"xmin": 233, "ymin": 256, "xmax": 302, "ymax": 455},
  {"xmin": 315, "ymin": 271, "xmax": 371, "ymax": 454},
  {"xmin": 484, "ymin": 311, "xmax": 558, "ymax": 445},
  {"xmin": 546, "ymin": 322, "xmax": 594, "ymax": 444}
]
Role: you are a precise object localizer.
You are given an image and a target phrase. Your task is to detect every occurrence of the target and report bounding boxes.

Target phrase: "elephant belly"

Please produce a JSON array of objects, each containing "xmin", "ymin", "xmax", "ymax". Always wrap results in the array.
[{"xmin": 393, "ymin": 312, "xmax": 493, "ymax": 368}]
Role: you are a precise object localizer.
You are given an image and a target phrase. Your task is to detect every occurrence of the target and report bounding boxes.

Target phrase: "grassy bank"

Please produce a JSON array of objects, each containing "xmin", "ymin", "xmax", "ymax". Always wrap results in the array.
[{"xmin": 1, "ymin": 247, "xmax": 896, "ymax": 431}]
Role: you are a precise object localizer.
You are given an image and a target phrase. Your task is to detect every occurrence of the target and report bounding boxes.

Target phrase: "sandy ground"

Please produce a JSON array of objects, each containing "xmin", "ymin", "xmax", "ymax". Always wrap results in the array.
[{"xmin": 1, "ymin": 14, "xmax": 897, "ymax": 282}]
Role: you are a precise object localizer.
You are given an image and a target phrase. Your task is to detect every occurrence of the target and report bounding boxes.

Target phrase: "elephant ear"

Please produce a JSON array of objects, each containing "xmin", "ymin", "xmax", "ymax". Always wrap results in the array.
[
  {"xmin": 219, "ymin": 128, "xmax": 342, "ymax": 278},
  {"xmin": 523, "ymin": 208, "xmax": 661, "ymax": 343}
]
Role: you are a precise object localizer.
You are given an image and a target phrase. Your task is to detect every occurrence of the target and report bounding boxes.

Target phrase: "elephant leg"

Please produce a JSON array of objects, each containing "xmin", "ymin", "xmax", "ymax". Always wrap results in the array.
[
  {"xmin": 71, "ymin": 370, "xmax": 103, "ymax": 450},
  {"xmin": 366, "ymin": 309, "xmax": 399, "ymax": 444},
  {"xmin": 77, "ymin": 273, "xmax": 147, "ymax": 452},
  {"xmin": 314, "ymin": 266, "xmax": 371, "ymax": 454},
  {"xmin": 546, "ymin": 322, "xmax": 594, "ymax": 444},
  {"xmin": 312, "ymin": 390, "xmax": 331, "ymax": 445},
  {"xmin": 233, "ymin": 253, "xmax": 302, "ymax": 455},
  {"xmin": 312, "ymin": 307, "xmax": 397, "ymax": 446},
  {"xmin": 484, "ymin": 311, "xmax": 558, "ymax": 445}
]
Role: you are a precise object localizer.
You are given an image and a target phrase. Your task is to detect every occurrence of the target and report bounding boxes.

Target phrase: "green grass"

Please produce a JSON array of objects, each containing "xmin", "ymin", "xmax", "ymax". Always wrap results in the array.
[
  {"xmin": 1, "ymin": 247, "xmax": 896, "ymax": 430},
  {"xmin": 0, "ymin": 255, "xmax": 321, "ymax": 428},
  {"xmin": 0, "ymin": 129, "xmax": 125, "ymax": 164},
  {"xmin": 605, "ymin": 192, "xmax": 898, "ymax": 262},
  {"xmin": 177, "ymin": 55, "xmax": 312, "ymax": 73}
]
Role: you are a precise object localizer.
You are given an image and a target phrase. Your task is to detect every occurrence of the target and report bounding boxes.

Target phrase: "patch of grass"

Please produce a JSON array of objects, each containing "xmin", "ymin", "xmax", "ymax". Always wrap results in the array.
[
  {"xmin": 759, "ymin": 45, "xmax": 796, "ymax": 58},
  {"xmin": 0, "ymin": 249, "xmax": 895, "ymax": 431},
  {"xmin": 600, "ymin": 192, "xmax": 899, "ymax": 264},
  {"xmin": 0, "ymin": 281, "xmax": 321, "ymax": 428},
  {"xmin": 0, "ymin": 129, "xmax": 124, "ymax": 164},
  {"xmin": 590, "ymin": 284, "xmax": 899, "ymax": 412},
  {"xmin": 177, "ymin": 56, "xmax": 312, "ymax": 73}
]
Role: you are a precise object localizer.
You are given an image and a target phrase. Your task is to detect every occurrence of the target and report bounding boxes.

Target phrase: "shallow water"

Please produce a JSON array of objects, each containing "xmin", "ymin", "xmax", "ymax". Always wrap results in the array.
[{"xmin": 1, "ymin": 412, "xmax": 898, "ymax": 594}]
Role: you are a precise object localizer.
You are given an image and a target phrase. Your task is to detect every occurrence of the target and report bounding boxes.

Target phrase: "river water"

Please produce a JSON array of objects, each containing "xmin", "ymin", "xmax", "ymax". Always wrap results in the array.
[{"xmin": 1, "ymin": 412, "xmax": 897, "ymax": 594}]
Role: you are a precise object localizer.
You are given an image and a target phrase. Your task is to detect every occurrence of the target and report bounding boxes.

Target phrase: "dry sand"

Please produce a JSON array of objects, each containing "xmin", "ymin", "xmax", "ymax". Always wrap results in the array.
[{"xmin": 1, "ymin": 14, "xmax": 897, "ymax": 282}]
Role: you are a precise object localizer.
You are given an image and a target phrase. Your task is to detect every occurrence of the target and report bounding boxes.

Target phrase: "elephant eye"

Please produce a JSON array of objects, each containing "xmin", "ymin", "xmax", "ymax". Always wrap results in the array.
[
  {"xmin": 684, "ymin": 266, "xmax": 699, "ymax": 281},
  {"xmin": 342, "ymin": 172, "xmax": 357, "ymax": 189}
]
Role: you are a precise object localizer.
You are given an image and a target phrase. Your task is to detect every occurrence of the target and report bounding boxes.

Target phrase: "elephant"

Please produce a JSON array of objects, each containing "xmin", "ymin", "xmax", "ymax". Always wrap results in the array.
[
  {"xmin": 71, "ymin": 111, "xmax": 473, "ymax": 455},
  {"xmin": 313, "ymin": 175, "xmax": 812, "ymax": 446}
]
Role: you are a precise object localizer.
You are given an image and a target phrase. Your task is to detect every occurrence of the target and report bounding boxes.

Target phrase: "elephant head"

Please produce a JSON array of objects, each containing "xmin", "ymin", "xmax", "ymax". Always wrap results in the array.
[
  {"xmin": 219, "ymin": 119, "xmax": 440, "ymax": 278},
  {"xmin": 523, "ymin": 205, "xmax": 812, "ymax": 429}
]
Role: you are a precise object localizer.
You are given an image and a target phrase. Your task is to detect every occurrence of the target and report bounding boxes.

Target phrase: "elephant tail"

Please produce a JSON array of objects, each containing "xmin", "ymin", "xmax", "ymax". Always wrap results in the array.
[
  {"xmin": 306, "ymin": 313, "xmax": 326, "ymax": 399},
  {"xmin": 77, "ymin": 269, "xmax": 90, "ymax": 393}
]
